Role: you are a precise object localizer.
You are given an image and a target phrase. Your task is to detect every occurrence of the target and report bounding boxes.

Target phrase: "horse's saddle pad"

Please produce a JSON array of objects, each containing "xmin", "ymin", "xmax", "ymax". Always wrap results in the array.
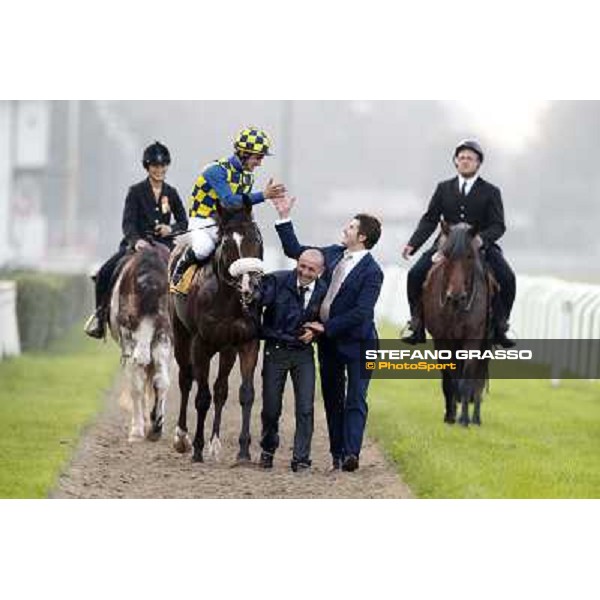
[{"xmin": 169, "ymin": 264, "xmax": 198, "ymax": 296}]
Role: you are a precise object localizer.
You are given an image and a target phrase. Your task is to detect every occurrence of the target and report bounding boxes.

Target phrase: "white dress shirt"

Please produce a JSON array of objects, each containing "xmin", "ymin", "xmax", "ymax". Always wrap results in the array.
[
  {"xmin": 458, "ymin": 173, "xmax": 479, "ymax": 196},
  {"xmin": 297, "ymin": 278, "xmax": 315, "ymax": 310},
  {"xmin": 319, "ymin": 249, "xmax": 370, "ymax": 321}
]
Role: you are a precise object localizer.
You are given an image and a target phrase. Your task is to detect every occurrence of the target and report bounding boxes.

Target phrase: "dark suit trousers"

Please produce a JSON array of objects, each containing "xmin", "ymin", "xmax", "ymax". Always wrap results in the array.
[
  {"xmin": 318, "ymin": 338, "xmax": 372, "ymax": 460},
  {"xmin": 407, "ymin": 244, "xmax": 516, "ymax": 321},
  {"xmin": 260, "ymin": 343, "xmax": 315, "ymax": 462}
]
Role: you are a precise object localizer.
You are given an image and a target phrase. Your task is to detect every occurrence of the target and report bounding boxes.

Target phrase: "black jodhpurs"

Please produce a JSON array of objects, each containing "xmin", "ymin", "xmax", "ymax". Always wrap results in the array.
[{"xmin": 94, "ymin": 247, "xmax": 129, "ymax": 309}]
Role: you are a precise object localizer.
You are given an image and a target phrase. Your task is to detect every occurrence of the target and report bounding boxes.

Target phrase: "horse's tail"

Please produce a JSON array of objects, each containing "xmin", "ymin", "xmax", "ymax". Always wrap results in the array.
[{"xmin": 135, "ymin": 249, "xmax": 169, "ymax": 317}]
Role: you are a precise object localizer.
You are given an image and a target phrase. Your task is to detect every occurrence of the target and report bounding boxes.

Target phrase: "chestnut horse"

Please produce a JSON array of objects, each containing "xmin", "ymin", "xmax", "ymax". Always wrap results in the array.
[
  {"xmin": 170, "ymin": 203, "xmax": 264, "ymax": 462},
  {"xmin": 108, "ymin": 243, "xmax": 172, "ymax": 442},
  {"xmin": 422, "ymin": 222, "xmax": 496, "ymax": 426}
]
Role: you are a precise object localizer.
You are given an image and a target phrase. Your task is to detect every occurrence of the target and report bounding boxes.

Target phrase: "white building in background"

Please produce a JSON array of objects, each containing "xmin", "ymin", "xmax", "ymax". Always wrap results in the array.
[
  {"xmin": 0, "ymin": 102, "xmax": 13, "ymax": 266},
  {"xmin": 0, "ymin": 100, "xmax": 50, "ymax": 269}
]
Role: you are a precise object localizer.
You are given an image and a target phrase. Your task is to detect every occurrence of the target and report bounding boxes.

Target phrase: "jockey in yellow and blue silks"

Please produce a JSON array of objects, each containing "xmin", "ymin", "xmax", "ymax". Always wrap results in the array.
[{"xmin": 171, "ymin": 126, "xmax": 285, "ymax": 285}]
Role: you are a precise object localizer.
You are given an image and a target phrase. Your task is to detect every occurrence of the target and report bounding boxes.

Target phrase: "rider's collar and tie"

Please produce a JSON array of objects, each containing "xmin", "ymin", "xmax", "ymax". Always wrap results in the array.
[{"xmin": 457, "ymin": 173, "xmax": 479, "ymax": 196}]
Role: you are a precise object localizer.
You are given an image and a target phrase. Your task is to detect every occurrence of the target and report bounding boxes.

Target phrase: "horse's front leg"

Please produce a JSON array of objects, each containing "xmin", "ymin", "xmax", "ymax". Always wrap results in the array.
[
  {"xmin": 472, "ymin": 391, "xmax": 482, "ymax": 426},
  {"xmin": 127, "ymin": 362, "xmax": 146, "ymax": 442},
  {"xmin": 148, "ymin": 334, "xmax": 172, "ymax": 441},
  {"xmin": 192, "ymin": 341, "xmax": 213, "ymax": 463},
  {"xmin": 208, "ymin": 348, "xmax": 237, "ymax": 461},
  {"xmin": 442, "ymin": 371, "xmax": 456, "ymax": 424},
  {"xmin": 457, "ymin": 378, "xmax": 471, "ymax": 427},
  {"xmin": 173, "ymin": 314, "xmax": 193, "ymax": 453},
  {"xmin": 237, "ymin": 338, "xmax": 259, "ymax": 462}
]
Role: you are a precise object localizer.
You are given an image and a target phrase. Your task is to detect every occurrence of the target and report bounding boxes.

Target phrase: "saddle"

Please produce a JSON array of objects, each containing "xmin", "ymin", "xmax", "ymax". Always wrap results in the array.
[
  {"xmin": 168, "ymin": 244, "xmax": 208, "ymax": 296},
  {"xmin": 170, "ymin": 263, "xmax": 198, "ymax": 295}
]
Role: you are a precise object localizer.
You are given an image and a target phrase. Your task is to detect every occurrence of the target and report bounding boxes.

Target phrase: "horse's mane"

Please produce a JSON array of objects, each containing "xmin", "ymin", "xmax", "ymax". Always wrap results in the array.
[
  {"xmin": 441, "ymin": 224, "xmax": 470, "ymax": 260},
  {"xmin": 441, "ymin": 225, "xmax": 484, "ymax": 276},
  {"xmin": 217, "ymin": 209, "xmax": 263, "ymax": 252},
  {"xmin": 134, "ymin": 246, "xmax": 169, "ymax": 316}
]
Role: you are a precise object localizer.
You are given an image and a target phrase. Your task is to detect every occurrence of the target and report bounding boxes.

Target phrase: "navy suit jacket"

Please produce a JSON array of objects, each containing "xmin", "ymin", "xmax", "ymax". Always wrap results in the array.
[
  {"xmin": 275, "ymin": 220, "xmax": 384, "ymax": 360},
  {"xmin": 260, "ymin": 269, "xmax": 328, "ymax": 348}
]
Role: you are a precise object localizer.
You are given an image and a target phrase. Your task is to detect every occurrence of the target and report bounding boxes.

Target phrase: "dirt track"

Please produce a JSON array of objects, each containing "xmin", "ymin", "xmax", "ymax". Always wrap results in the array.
[{"xmin": 52, "ymin": 361, "xmax": 412, "ymax": 499}]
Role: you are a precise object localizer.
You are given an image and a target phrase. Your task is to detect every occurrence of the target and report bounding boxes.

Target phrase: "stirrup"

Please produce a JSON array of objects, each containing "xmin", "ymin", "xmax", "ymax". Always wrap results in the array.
[{"xmin": 84, "ymin": 310, "xmax": 106, "ymax": 339}]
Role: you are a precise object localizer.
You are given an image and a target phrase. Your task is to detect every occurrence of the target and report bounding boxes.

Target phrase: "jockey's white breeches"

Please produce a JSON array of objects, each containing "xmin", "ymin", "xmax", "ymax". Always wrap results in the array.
[{"xmin": 188, "ymin": 216, "xmax": 220, "ymax": 260}]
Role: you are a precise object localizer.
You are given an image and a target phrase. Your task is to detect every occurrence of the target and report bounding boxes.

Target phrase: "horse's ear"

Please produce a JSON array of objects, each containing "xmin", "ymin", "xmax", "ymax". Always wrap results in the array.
[
  {"xmin": 440, "ymin": 219, "xmax": 450, "ymax": 236},
  {"xmin": 469, "ymin": 222, "xmax": 480, "ymax": 237},
  {"xmin": 216, "ymin": 201, "xmax": 224, "ymax": 218}
]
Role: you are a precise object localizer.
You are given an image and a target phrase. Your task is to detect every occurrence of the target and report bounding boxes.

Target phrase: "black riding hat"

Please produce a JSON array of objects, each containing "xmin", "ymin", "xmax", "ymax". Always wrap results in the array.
[
  {"xmin": 454, "ymin": 139, "xmax": 484, "ymax": 163},
  {"xmin": 142, "ymin": 141, "xmax": 171, "ymax": 168}
]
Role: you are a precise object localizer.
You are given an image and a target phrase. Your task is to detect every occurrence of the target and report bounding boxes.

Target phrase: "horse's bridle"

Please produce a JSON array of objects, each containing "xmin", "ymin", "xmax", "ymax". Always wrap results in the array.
[
  {"xmin": 438, "ymin": 256, "xmax": 480, "ymax": 313},
  {"xmin": 213, "ymin": 224, "xmax": 263, "ymax": 312}
]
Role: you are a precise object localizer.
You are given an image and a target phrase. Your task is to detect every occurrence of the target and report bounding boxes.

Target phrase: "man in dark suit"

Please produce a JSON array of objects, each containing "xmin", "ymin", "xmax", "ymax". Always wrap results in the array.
[
  {"xmin": 84, "ymin": 141, "xmax": 188, "ymax": 338},
  {"xmin": 272, "ymin": 197, "xmax": 383, "ymax": 472},
  {"xmin": 401, "ymin": 139, "xmax": 516, "ymax": 348},
  {"xmin": 258, "ymin": 248, "xmax": 328, "ymax": 472}
]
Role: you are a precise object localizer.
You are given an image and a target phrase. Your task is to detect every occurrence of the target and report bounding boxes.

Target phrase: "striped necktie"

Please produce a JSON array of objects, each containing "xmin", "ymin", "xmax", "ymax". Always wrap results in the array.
[{"xmin": 319, "ymin": 254, "xmax": 352, "ymax": 322}]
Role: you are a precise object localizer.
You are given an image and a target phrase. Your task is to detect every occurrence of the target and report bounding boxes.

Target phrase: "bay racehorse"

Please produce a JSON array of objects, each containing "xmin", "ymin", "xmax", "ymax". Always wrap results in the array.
[
  {"xmin": 170, "ymin": 202, "xmax": 264, "ymax": 462},
  {"xmin": 422, "ymin": 221, "xmax": 497, "ymax": 426},
  {"xmin": 108, "ymin": 242, "xmax": 173, "ymax": 442}
]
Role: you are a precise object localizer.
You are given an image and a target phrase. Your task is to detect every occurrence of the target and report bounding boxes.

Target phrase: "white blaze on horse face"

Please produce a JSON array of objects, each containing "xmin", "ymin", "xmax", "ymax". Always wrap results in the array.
[
  {"xmin": 232, "ymin": 232, "xmax": 244, "ymax": 258},
  {"xmin": 241, "ymin": 273, "xmax": 251, "ymax": 294}
]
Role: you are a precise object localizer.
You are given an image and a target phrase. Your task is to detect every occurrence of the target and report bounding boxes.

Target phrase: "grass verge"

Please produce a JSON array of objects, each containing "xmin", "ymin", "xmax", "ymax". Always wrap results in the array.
[
  {"xmin": 367, "ymin": 324, "xmax": 600, "ymax": 498},
  {"xmin": 0, "ymin": 327, "xmax": 119, "ymax": 498}
]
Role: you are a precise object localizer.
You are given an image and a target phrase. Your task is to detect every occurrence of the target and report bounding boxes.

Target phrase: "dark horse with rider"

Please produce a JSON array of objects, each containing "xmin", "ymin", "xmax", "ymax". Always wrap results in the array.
[{"xmin": 401, "ymin": 139, "xmax": 517, "ymax": 425}]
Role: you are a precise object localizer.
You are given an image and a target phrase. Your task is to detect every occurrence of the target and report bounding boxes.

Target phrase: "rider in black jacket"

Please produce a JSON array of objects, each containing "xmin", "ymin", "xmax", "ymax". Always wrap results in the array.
[
  {"xmin": 84, "ymin": 141, "xmax": 188, "ymax": 339},
  {"xmin": 401, "ymin": 140, "xmax": 516, "ymax": 348}
]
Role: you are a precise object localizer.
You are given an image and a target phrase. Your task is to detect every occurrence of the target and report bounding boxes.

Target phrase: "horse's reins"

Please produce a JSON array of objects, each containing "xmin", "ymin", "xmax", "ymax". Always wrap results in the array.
[{"xmin": 213, "ymin": 224, "xmax": 263, "ymax": 313}]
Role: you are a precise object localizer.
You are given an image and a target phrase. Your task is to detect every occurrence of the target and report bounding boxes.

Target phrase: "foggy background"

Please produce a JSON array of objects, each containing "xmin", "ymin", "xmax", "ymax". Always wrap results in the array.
[{"xmin": 0, "ymin": 100, "xmax": 597, "ymax": 279}]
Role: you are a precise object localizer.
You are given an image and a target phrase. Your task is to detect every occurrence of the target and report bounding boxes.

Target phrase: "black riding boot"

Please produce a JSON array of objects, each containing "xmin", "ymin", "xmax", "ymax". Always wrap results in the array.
[
  {"xmin": 493, "ymin": 318, "xmax": 516, "ymax": 348},
  {"xmin": 401, "ymin": 316, "xmax": 426, "ymax": 345},
  {"xmin": 171, "ymin": 247, "xmax": 196, "ymax": 286},
  {"xmin": 84, "ymin": 305, "xmax": 108, "ymax": 339}
]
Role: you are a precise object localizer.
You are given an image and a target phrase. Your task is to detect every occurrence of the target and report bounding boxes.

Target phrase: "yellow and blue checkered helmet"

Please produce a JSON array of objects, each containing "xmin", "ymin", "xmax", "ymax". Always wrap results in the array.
[{"xmin": 233, "ymin": 126, "xmax": 273, "ymax": 156}]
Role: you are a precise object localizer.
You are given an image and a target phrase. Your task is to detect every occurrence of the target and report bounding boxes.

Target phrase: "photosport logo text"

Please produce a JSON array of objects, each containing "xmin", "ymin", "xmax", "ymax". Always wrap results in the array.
[{"xmin": 358, "ymin": 340, "xmax": 598, "ymax": 380}]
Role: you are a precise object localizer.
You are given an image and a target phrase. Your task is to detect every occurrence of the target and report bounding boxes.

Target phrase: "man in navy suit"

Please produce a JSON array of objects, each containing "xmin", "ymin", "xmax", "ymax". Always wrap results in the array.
[
  {"xmin": 272, "ymin": 197, "xmax": 383, "ymax": 472},
  {"xmin": 258, "ymin": 249, "xmax": 328, "ymax": 472}
]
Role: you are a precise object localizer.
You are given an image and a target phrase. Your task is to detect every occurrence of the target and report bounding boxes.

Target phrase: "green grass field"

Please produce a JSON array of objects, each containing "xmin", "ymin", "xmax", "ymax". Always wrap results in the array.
[
  {"xmin": 0, "ymin": 327, "xmax": 119, "ymax": 498},
  {"xmin": 367, "ymin": 325, "xmax": 600, "ymax": 498}
]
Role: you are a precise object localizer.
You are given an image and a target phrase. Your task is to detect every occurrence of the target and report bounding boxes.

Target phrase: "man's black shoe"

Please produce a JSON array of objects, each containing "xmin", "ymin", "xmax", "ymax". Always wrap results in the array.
[
  {"xmin": 342, "ymin": 455, "xmax": 359, "ymax": 472},
  {"xmin": 258, "ymin": 451, "xmax": 274, "ymax": 469},
  {"xmin": 330, "ymin": 457, "xmax": 342, "ymax": 472},
  {"xmin": 291, "ymin": 458, "xmax": 311, "ymax": 473}
]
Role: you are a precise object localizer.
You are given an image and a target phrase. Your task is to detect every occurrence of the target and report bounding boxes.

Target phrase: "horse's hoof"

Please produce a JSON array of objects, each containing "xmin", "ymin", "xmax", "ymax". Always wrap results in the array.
[
  {"xmin": 173, "ymin": 427, "xmax": 192, "ymax": 454},
  {"xmin": 207, "ymin": 437, "xmax": 222, "ymax": 460},
  {"xmin": 472, "ymin": 418, "xmax": 482, "ymax": 426},
  {"xmin": 235, "ymin": 454, "xmax": 252, "ymax": 466},
  {"xmin": 128, "ymin": 432, "xmax": 145, "ymax": 443},
  {"xmin": 459, "ymin": 419, "xmax": 470, "ymax": 428},
  {"xmin": 146, "ymin": 427, "xmax": 163, "ymax": 442},
  {"xmin": 443, "ymin": 415, "xmax": 456, "ymax": 424},
  {"xmin": 192, "ymin": 449, "xmax": 204, "ymax": 463}
]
